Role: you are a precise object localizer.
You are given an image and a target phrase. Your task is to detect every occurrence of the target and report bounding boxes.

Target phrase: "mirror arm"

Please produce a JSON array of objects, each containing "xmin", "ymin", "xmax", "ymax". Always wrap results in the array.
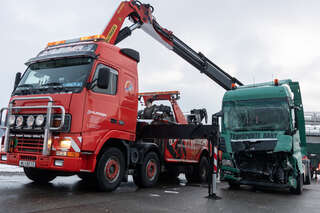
[{"xmin": 86, "ymin": 79, "xmax": 97, "ymax": 90}]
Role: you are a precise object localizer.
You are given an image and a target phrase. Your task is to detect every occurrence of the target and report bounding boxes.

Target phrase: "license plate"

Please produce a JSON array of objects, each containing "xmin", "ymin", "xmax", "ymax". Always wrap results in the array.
[{"xmin": 19, "ymin": 160, "xmax": 36, "ymax": 168}]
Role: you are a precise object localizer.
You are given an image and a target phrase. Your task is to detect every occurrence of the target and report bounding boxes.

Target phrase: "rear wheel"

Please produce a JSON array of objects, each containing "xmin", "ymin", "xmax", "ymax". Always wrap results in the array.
[
  {"xmin": 96, "ymin": 147, "xmax": 125, "ymax": 192},
  {"xmin": 24, "ymin": 168, "xmax": 56, "ymax": 183},
  {"xmin": 185, "ymin": 156, "xmax": 209, "ymax": 183},
  {"xmin": 133, "ymin": 151, "xmax": 160, "ymax": 188}
]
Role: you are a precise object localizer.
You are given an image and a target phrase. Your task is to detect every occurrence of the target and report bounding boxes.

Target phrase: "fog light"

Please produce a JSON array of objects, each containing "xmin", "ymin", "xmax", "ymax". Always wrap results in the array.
[
  {"xmin": 54, "ymin": 159, "xmax": 64, "ymax": 167},
  {"xmin": 35, "ymin": 115, "xmax": 45, "ymax": 126},
  {"xmin": 1, "ymin": 154, "xmax": 7, "ymax": 161},
  {"xmin": 16, "ymin": 116, "xmax": 24, "ymax": 127},
  {"xmin": 56, "ymin": 151, "xmax": 67, "ymax": 156},
  {"xmin": 8, "ymin": 115, "xmax": 16, "ymax": 126},
  {"xmin": 26, "ymin": 115, "xmax": 35, "ymax": 127}
]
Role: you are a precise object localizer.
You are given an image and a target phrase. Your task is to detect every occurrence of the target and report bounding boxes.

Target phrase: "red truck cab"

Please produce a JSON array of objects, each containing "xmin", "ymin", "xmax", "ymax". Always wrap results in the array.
[{"xmin": 0, "ymin": 36, "xmax": 139, "ymax": 188}]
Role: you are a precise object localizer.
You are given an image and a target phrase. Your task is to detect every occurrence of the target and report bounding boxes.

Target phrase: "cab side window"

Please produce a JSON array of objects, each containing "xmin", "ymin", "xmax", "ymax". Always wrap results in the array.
[{"xmin": 92, "ymin": 64, "xmax": 118, "ymax": 95}]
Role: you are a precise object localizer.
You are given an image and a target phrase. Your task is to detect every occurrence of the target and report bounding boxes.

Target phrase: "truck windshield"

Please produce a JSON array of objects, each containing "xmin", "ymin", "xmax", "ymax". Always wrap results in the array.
[
  {"xmin": 14, "ymin": 57, "xmax": 93, "ymax": 95},
  {"xmin": 223, "ymin": 98, "xmax": 290, "ymax": 132}
]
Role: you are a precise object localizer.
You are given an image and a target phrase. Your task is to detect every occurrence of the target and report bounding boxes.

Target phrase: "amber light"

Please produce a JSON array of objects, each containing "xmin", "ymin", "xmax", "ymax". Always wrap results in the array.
[
  {"xmin": 138, "ymin": 91, "xmax": 179, "ymax": 96},
  {"xmin": 80, "ymin": 35, "xmax": 106, "ymax": 41},
  {"xmin": 231, "ymin": 83, "xmax": 236, "ymax": 89},
  {"xmin": 67, "ymin": 152, "xmax": 80, "ymax": 158},
  {"xmin": 47, "ymin": 40, "xmax": 66, "ymax": 47},
  {"xmin": 47, "ymin": 34, "xmax": 105, "ymax": 47},
  {"xmin": 274, "ymin": 79, "xmax": 279, "ymax": 86}
]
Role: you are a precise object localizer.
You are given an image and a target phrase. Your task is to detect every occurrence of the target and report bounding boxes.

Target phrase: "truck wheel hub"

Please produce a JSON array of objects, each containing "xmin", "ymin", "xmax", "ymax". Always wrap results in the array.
[
  {"xmin": 146, "ymin": 159, "xmax": 157, "ymax": 180},
  {"xmin": 105, "ymin": 158, "xmax": 120, "ymax": 182}
]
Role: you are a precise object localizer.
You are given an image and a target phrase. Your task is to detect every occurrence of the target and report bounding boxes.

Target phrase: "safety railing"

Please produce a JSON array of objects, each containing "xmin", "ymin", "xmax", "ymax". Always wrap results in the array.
[{"xmin": 0, "ymin": 96, "xmax": 65, "ymax": 155}]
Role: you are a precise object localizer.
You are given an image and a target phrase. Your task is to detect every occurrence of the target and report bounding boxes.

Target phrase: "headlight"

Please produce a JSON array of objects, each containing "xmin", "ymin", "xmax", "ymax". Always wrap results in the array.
[
  {"xmin": 35, "ymin": 115, "xmax": 45, "ymax": 126},
  {"xmin": 8, "ymin": 115, "xmax": 16, "ymax": 126},
  {"xmin": 221, "ymin": 159, "xmax": 233, "ymax": 167},
  {"xmin": 59, "ymin": 139, "xmax": 71, "ymax": 149},
  {"xmin": 16, "ymin": 116, "xmax": 24, "ymax": 127},
  {"xmin": 26, "ymin": 115, "xmax": 35, "ymax": 127}
]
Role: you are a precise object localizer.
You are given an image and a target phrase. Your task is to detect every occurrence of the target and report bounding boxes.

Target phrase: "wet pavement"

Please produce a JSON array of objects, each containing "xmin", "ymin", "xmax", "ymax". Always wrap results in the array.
[{"xmin": 0, "ymin": 173, "xmax": 320, "ymax": 213}]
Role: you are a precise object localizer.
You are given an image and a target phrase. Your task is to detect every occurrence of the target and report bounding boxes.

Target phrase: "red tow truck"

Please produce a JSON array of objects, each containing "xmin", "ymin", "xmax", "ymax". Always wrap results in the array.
[
  {"xmin": 136, "ymin": 91, "xmax": 209, "ymax": 183},
  {"xmin": 0, "ymin": 0, "xmax": 241, "ymax": 191}
]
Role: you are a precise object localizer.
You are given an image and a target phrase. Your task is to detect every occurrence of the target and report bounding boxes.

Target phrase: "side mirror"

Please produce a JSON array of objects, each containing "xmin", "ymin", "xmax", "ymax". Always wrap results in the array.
[
  {"xmin": 97, "ymin": 68, "xmax": 110, "ymax": 89},
  {"xmin": 14, "ymin": 72, "xmax": 22, "ymax": 90},
  {"xmin": 212, "ymin": 115, "xmax": 219, "ymax": 126}
]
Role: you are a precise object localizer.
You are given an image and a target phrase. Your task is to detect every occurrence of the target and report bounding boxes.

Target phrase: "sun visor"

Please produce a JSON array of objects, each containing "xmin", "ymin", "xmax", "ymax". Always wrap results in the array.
[{"xmin": 120, "ymin": 48, "xmax": 140, "ymax": 63}]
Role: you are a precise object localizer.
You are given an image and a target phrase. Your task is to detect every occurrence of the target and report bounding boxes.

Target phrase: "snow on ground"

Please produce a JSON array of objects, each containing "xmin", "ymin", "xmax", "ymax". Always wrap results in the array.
[{"xmin": 0, "ymin": 164, "xmax": 23, "ymax": 172}]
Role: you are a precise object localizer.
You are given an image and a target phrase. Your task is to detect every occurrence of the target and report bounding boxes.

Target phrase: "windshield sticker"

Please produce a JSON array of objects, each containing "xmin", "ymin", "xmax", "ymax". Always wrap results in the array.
[{"xmin": 63, "ymin": 82, "xmax": 83, "ymax": 87}]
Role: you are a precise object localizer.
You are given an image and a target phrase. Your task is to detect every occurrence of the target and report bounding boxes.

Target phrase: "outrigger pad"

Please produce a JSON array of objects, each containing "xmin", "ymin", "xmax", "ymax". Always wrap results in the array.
[{"xmin": 136, "ymin": 124, "xmax": 218, "ymax": 140}]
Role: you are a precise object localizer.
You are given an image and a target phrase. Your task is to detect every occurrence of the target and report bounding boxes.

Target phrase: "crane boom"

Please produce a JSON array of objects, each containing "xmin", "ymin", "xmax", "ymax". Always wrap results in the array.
[{"xmin": 102, "ymin": 0, "xmax": 243, "ymax": 90}]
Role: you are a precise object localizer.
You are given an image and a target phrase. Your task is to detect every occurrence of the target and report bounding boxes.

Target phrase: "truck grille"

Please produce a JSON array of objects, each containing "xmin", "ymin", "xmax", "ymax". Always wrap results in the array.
[
  {"xmin": 20, "ymin": 155, "xmax": 37, "ymax": 161},
  {"xmin": 11, "ymin": 135, "xmax": 44, "ymax": 154}
]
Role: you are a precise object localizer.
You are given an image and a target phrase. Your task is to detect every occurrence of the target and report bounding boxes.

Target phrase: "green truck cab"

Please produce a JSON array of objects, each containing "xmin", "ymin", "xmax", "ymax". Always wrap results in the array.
[{"xmin": 219, "ymin": 79, "xmax": 311, "ymax": 194}]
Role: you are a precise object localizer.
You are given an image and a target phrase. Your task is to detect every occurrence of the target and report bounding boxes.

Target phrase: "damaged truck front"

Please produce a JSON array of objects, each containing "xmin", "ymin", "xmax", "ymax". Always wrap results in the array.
[{"xmin": 219, "ymin": 79, "xmax": 311, "ymax": 194}]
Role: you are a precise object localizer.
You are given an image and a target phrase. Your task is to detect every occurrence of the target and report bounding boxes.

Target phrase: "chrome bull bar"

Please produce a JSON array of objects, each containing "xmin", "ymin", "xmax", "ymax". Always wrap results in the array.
[{"xmin": 0, "ymin": 96, "xmax": 65, "ymax": 155}]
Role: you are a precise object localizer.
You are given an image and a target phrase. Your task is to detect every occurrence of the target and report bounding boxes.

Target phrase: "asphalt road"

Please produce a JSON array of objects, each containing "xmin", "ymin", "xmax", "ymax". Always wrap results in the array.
[{"xmin": 0, "ymin": 173, "xmax": 320, "ymax": 213}]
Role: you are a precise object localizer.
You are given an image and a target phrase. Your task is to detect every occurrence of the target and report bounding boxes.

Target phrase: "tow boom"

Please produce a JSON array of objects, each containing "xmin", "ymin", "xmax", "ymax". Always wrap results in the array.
[{"xmin": 102, "ymin": 0, "xmax": 243, "ymax": 90}]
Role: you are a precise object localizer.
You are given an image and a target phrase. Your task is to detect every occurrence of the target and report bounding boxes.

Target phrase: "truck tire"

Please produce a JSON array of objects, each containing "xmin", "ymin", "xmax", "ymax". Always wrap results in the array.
[
  {"xmin": 77, "ymin": 172, "xmax": 97, "ymax": 183},
  {"xmin": 133, "ymin": 151, "xmax": 160, "ymax": 188},
  {"xmin": 24, "ymin": 168, "xmax": 56, "ymax": 183},
  {"xmin": 96, "ymin": 147, "xmax": 125, "ymax": 192},
  {"xmin": 185, "ymin": 156, "xmax": 209, "ymax": 183},
  {"xmin": 290, "ymin": 173, "xmax": 303, "ymax": 195}
]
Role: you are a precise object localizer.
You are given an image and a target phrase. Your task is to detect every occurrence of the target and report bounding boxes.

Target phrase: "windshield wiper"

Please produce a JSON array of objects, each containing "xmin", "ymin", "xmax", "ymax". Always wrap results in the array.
[
  {"xmin": 17, "ymin": 84, "xmax": 34, "ymax": 88},
  {"xmin": 41, "ymin": 82, "xmax": 63, "ymax": 87}
]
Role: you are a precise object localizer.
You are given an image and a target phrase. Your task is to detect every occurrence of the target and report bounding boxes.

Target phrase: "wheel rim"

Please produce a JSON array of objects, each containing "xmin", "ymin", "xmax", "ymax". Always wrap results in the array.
[
  {"xmin": 146, "ymin": 159, "xmax": 157, "ymax": 181},
  {"xmin": 104, "ymin": 157, "xmax": 120, "ymax": 183}
]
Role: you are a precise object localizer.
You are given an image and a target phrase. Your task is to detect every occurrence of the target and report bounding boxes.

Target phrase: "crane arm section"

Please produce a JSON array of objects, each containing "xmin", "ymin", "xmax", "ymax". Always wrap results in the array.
[{"xmin": 102, "ymin": 0, "xmax": 243, "ymax": 90}]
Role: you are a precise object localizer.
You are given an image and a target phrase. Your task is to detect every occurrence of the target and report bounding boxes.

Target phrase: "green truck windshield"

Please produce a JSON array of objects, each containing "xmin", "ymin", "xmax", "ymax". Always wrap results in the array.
[
  {"xmin": 14, "ymin": 57, "xmax": 93, "ymax": 95},
  {"xmin": 223, "ymin": 98, "xmax": 290, "ymax": 132}
]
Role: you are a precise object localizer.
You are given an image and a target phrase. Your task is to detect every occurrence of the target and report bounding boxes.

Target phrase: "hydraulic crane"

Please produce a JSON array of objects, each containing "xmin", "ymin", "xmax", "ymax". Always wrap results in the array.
[{"xmin": 102, "ymin": 0, "xmax": 243, "ymax": 90}]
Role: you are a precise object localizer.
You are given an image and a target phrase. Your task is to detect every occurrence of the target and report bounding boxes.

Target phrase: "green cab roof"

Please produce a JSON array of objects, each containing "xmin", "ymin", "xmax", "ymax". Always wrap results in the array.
[{"xmin": 223, "ymin": 82, "xmax": 292, "ymax": 102}]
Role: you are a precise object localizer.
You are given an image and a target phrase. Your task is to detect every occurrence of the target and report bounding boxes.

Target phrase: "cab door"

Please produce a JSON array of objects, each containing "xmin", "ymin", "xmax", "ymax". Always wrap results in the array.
[{"xmin": 82, "ymin": 62, "xmax": 120, "ymax": 150}]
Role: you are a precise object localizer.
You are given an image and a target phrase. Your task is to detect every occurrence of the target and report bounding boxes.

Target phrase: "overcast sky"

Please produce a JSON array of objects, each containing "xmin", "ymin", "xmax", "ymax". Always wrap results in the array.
[{"xmin": 1, "ymin": 0, "xmax": 320, "ymax": 118}]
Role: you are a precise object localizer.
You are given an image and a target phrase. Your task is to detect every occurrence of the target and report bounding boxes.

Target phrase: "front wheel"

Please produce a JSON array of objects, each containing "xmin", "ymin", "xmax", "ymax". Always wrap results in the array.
[
  {"xmin": 24, "ymin": 168, "xmax": 56, "ymax": 183},
  {"xmin": 133, "ymin": 151, "xmax": 160, "ymax": 188},
  {"xmin": 96, "ymin": 147, "xmax": 125, "ymax": 192}
]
